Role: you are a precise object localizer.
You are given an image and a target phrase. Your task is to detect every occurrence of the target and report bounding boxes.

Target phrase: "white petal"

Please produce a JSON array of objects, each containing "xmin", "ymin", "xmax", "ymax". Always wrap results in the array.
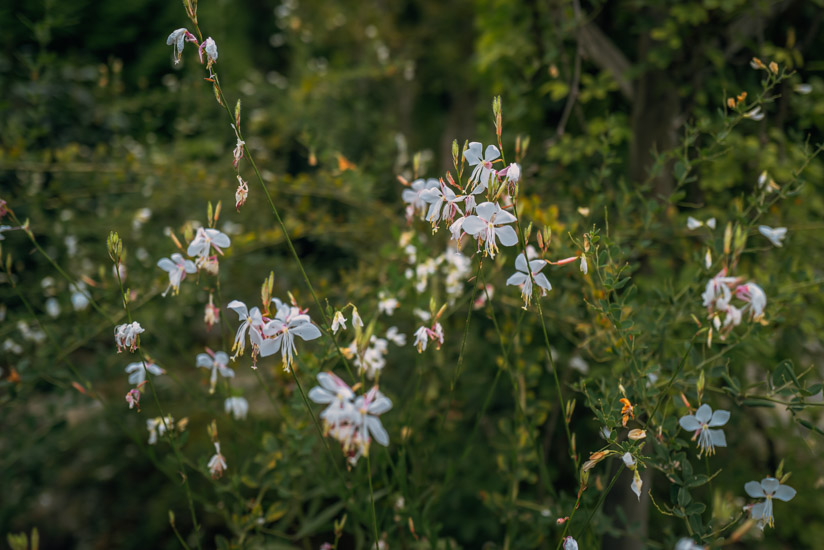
[
  {"xmin": 495, "ymin": 226, "xmax": 519, "ymax": 247},
  {"xmin": 679, "ymin": 415, "xmax": 701, "ymax": 432},
  {"xmin": 494, "ymin": 209, "xmax": 517, "ymax": 224},
  {"xmin": 157, "ymin": 258, "xmax": 176, "ymax": 272},
  {"xmin": 461, "ymin": 216, "xmax": 485, "ymax": 235},
  {"xmin": 368, "ymin": 395, "xmax": 393, "ymax": 415},
  {"xmin": 514, "ymin": 254, "xmax": 528, "ymax": 273},
  {"xmin": 528, "ymin": 259, "xmax": 547, "ymax": 274},
  {"xmin": 708, "ymin": 429, "xmax": 726, "ymax": 447},
  {"xmin": 366, "ymin": 416, "xmax": 390, "ymax": 446},
  {"xmin": 533, "ymin": 273, "xmax": 552, "ymax": 292},
  {"xmin": 463, "ymin": 142, "xmax": 483, "ymax": 165},
  {"xmin": 745, "ymin": 480, "xmax": 766, "ymax": 498},
  {"xmin": 760, "ymin": 477, "xmax": 780, "ymax": 495},
  {"xmin": 694, "ymin": 403, "xmax": 712, "ymax": 423},
  {"xmin": 227, "ymin": 300, "xmax": 248, "ymax": 319},
  {"xmin": 773, "ymin": 484, "xmax": 796, "ymax": 502},
  {"xmin": 709, "ymin": 409, "xmax": 730, "ymax": 427},
  {"xmin": 474, "ymin": 202, "xmax": 497, "ymax": 221},
  {"xmin": 506, "ymin": 272, "xmax": 528, "ymax": 286},
  {"xmin": 484, "ymin": 144, "xmax": 501, "ymax": 162},
  {"xmin": 308, "ymin": 387, "xmax": 335, "ymax": 404},
  {"xmin": 291, "ymin": 322, "xmax": 322, "ymax": 341}
]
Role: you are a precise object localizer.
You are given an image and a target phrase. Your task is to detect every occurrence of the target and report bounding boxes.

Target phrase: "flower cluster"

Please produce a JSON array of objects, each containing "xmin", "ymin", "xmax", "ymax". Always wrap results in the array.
[
  {"xmin": 701, "ymin": 268, "xmax": 766, "ymax": 342},
  {"xmin": 114, "ymin": 321, "xmax": 144, "ymax": 353},
  {"xmin": 308, "ymin": 372, "xmax": 392, "ymax": 466}
]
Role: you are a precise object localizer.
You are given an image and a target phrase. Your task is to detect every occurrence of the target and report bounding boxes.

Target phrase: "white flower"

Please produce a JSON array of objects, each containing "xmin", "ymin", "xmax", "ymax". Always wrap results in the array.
[
  {"xmin": 260, "ymin": 302, "xmax": 322, "ymax": 371},
  {"xmin": 207, "ymin": 441, "xmax": 227, "ymax": 478},
  {"xmin": 562, "ymin": 537, "xmax": 578, "ymax": 550},
  {"xmin": 386, "ymin": 326, "xmax": 406, "ymax": 346},
  {"xmin": 504, "ymin": 162, "xmax": 520, "ymax": 183},
  {"xmin": 125, "ymin": 361, "xmax": 165, "ymax": 385},
  {"xmin": 402, "ymin": 178, "xmax": 440, "ymax": 220},
  {"xmin": 45, "ymin": 297, "xmax": 60, "ymax": 318},
  {"xmin": 157, "ymin": 253, "xmax": 197, "ymax": 296},
  {"xmin": 352, "ymin": 307, "xmax": 364, "ymax": 328},
  {"xmin": 187, "ymin": 227, "xmax": 231, "ymax": 258},
  {"xmin": 196, "ymin": 350, "xmax": 234, "ymax": 394},
  {"xmin": 580, "ymin": 254, "xmax": 588, "ymax": 274},
  {"xmin": 736, "ymin": 282, "xmax": 767, "ymax": 319},
  {"xmin": 687, "ymin": 217, "xmax": 716, "ymax": 230},
  {"xmin": 461, "ymin": 202, "xmax": 518, "ymax": 258},
  {"xmin": 331, "ymin": 311, "xmax": 347, "ymax": 334},
  {"xmin": 622, "ymin": 452, "xmax": 636, "ymax": 468},
  {"xmin": 678, "ymin": 403, "xmax": 729, "ymax": 456},
  {"xmin": 631, "ymin": 469, "xmax": 643, "ymax": 500},
  {"xmin": 351, "ymin": 386, "xmax": 392, "ymax": 450},
  {"xmin": 225, "ymin": 396, "xmax": 249, "ymax": 420},
  {"xmin": 744, "ymin": 106, "xmax": 765, "ymax": 120},
  {"xmin": 227, "ymin": 300, "xmax": 265, "ymax": 360},
  {"xmin": 146, "ymin": 415, "xmax": 174, "ymax": 445},
  {"xmin": 745, "ymin": 477, "xmax": 796, "ymax": 529},
  {"xmin": 463, "ymin": 142, "xmax": 500, "ymax": 194},
  {"xmin": 506, "ymin": 254, "xmax": 551, "ymax": 307},
  {"xmin": 413, "ymin": 326, "xmax": 429, "ymax": 353},
  {"xmin": 675, "ymin": 538, "xmax": 703, "ymax": 550},
  {"xmin": 378, "ymin": 293, "xmax": 399, "ymax": 316},
  {"xmin": 198, "ymin": 37, "xmax": 219, "ymax": 66},
  {"xmin": 114, "ymin": 322, "xmax": 145, "ymax": 353},
  {"xmin": 758, "ymin": 225, "xmax": 787, "ymax": 247},
  {"xmin": 420, "ymin": 182, "xmax": 465, "ymax": 228},
  {"xmin": 166, "ymin": 28, "xmax": 196, "ymax": 64},
  {"xmin": 794, "ymin": 83, "xmax": 813, "ymax": 95}
]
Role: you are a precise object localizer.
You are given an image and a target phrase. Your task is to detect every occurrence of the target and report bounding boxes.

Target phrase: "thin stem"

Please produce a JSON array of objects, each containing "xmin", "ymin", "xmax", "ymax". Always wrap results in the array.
[{"xmin": 366, "ymin": 454, "xmax": 380, "ymax": 548}]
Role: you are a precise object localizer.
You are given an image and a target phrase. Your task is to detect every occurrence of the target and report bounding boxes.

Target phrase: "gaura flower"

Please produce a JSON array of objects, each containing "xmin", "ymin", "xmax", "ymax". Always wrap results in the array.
[
  {"xmin": 744, "ymin": 477, "xmax": 796, "ymax": 529},
  {"xmin": 260, "ymin": 301, "xmax": 322, "ymax": 371},
  {"xmin": 204, "ymin": 294, "xmax": 220, "ymax": 330},
  {"xmin": 678, "ymin": 403, "xmax": 729, "ymax": 456},
  {"xmin": 224, "ymin": 396, "xmax": 249, "ymax": 420},
  {"xmin": 198, "ymin": 37, "xmax": 218, "ymax": 67},
  {"xmin": 686, "ymin": 217, "xmax": 716, "ymax": 230},
  {"xmin": 463, "ymin": 142, "xmax": 500, "ymax": 194},
  {"xmin": 157, "ymin": 253, "xmax": 197, "ymax": 296},
  {"xmin": 735, "ymin": 282, "xmax": 767, "ymax": 320},
  {"xmin": 758, "ymin": 225, "xmax": 787, "ymax": 247},
  {"xmin": 125, "ymin": 361, "xmax": 165, "ymax": 385},
  {"xmin": 187, "ymin": 227, "xmax": 231, "ymax": 258},
  {"xmin": 227, "ymin": 300, "xmax": 265, "ymax": 361},
  {"xmin": 114, "ymin": 321, "xmax": 144, "ymax": 353},
  {"xmin": 331, "ymin": 311, "xmax": 347, "ymax": 334},
  {"xmin": 166, "ymin": 28, "xmax": 197, "ymax": 64},
  {"xmin": 208, "ymin": 441, "xmax": 227, "ymax": 478},
  {"xmin": 420, "ymin": 182, "xmax": 465, "ymax": 229},
  {"xmin": 196, "ymin": 349, "xmax": 234, "ymax": 394},
  {"xmin": 562, "ymin": 537, "xmax": 578, "ymax": 550},
  {"xmin": 385, "ymin": 326, "xmax": 406, "ymax": 346},
  {"xmin": 461, "ymin": 202, "xmax": 518, "ymax": 258},
  {"xmin": 402, "ymin": 178, "xmax": 440, "ymax": 221},
  {"xmin": 506, "ymin": 254, "xmax": 552, "ymax": 308},
  {"xmin": 146, "ymin": 415, "xmax": 174, "ymax": 445},
  {"xmin": 412, "ymin": 322, "xmax": 443, "ymax": 353},
  {"xmin": 378, "ymin": 292, "xmax": 399, "ymax": 316},
  {"xmin": 620, "ymin": 398, "xmax": 635, "ymax": 427}
]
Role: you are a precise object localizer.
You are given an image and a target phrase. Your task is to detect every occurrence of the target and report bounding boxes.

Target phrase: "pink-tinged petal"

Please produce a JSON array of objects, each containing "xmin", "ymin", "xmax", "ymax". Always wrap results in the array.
[
  {"xmin": 694, "ymin": 403, "xmax": 713, "ymax": 423},
  {"xmin": 157, "ymin": 258, "xmax": 176, "ymax": 272},
  {"xmin": 514, "ymin": 254, "xmax": 529, "ymax": 273},
  {"xmin": 708, "ymin": 429, "xmax": 726, "ymax": 447},
  {"xmin": 463, "ymin": 142, "xmax": 483, "ymax": 165},
  {"xmin": 365, "ymin": 416, "xmax": 390, "ymax": 446},
  {"xmin": 745, "ymin": 480, "xmax": 766, "ymax": 498},
  {"xmin": 709, "ymin": 409, "xmax": 730, "ymax": 427},
  {"xmin": 316, "ymin": 372, "xmax": 342, "ymax": 393},
  {"xmin": 461, "ymin": 216, "xmax": 486, "ymax": 235},
  {"xmin": 760, "ymin": 477, "xmax": 780, "ymax": 495},
  {"xmin": 533, "ymin": 273, "xmax": 552, "ymax": 292},
  {"xmin": 291, "ymin": 322, "xmax": 322, "ymax": 341},
  {"xmin": 495, "ymin": 226, "xmax": 519, "ymax": 247},
  {"xmin": 773, "ymin": 484, "xmax": 796, "ymax": 502},
  {"xmin": 227, "ymin": 300, "xmax": 248, "ymax": 319},
  {"xmin": 484, "ymin": 144, "xmax": 501, "ymax": 162},
  {"xmin": 679, "ymin": 415, "xmax": 701, "ymax": 432},
  {"xmin": 507, "ymin": 272, "xmax": 528, "ymax": 286},
  {"xmin": 474, "ymin": 201, "xmax": 497, "ymax": 220}
]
